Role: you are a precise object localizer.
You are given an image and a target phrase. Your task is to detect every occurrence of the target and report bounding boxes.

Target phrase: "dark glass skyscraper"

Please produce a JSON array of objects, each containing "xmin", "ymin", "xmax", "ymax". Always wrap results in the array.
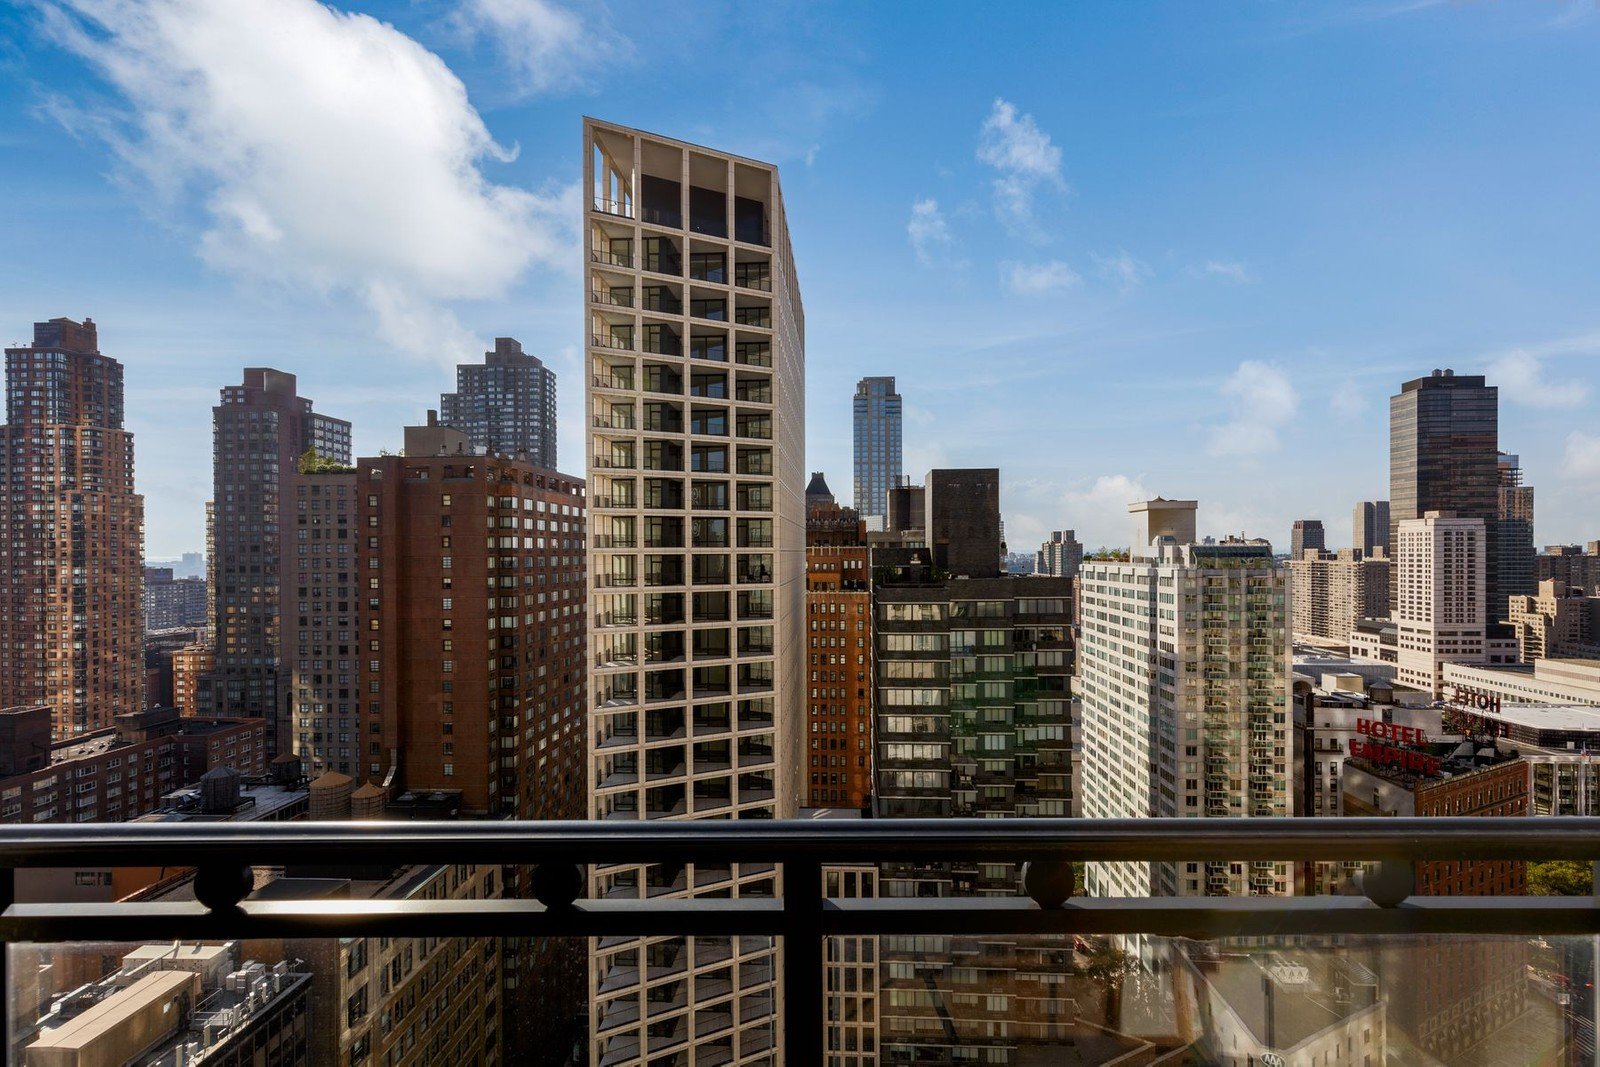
[
  {"xmin": 851, "ymin": 375, "xmax": 901, "ymax": 522},
  {"xmin": 1498, "ymin": 452, "xmax": 1535, "ymax": 612},
  {"xmin": 440, "ymin": 337, "xmax": 557, "ymax": 467},
  {"xmin": 1388, "ymin": 369, "xmax": 1499, "ymax": 614},
  {"xmin": 1290, "ymin": 518, "xmax": 1325, "ymax": 560}
]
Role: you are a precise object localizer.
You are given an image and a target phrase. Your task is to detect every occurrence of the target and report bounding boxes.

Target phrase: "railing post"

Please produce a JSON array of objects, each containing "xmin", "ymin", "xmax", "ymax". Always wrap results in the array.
[
  {"xmin": 782, "ymin": 857, "xmax": 823, "ymax": 1066},
  {"xmin": 0, "ymin": 865, "xmax": 11, "ymax": 1056}
]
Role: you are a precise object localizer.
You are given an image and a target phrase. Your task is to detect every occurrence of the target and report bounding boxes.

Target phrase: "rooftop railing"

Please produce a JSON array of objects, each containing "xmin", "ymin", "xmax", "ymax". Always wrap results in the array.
[{"xmin": 0, "ymin": 817, "xmax": 1596, "ymax": 1063}]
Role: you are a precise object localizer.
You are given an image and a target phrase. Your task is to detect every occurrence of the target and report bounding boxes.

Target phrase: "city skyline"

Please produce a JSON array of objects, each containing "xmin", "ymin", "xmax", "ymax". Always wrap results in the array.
[{"xmin": 5, "ymin": 2, "xmax": 1600, "ymax": 555}]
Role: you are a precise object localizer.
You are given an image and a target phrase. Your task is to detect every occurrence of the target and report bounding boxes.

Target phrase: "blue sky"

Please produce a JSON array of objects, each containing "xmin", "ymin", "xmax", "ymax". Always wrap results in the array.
[{"xmin": 3, "ymin": 0, "xmax": 1599, "ymax": 557}]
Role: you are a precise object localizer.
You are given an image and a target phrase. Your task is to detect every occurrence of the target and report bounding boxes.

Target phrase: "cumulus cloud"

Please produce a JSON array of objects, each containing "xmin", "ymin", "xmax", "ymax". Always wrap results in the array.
[
  {"xmin": 1004, "ymin": 259, "xmax": 1079, "ymax": 295},
  {"xmin": 1092, "ymin": 249, "xmax": 1152, "ymax": 290},
  {"xmin": 976, "ymin": 98, "xmax": 1066, "ymax": 231},
  {"xmin": 1328, "ymin": 377, "xmax": 1368, "ymax": 417},
  {"xmin": 1562, "ymin": 432, "xmax": 1600, "ymax": 482},
  {"xmin": 39, "ymin": 0, "xmax": 576, "ymax": 365},
  {"xmin": 1207, "ymin": 360, "xmax": 1299, "ymax": 456},
  {"xmin": 450, "ymin": 0, "xmax": 633, "ymax": 97},
  {"xmin": 1061, "ymin": 474, "xmax": 1152, "ymax": 550},
  {"xmin": 907, "ymin": 198, "xmax": 954, "ymax": 265},
  {"xmin": 1203, "ymin": 259, "xmax": 1254, "ymax": 283},
  {"xmin": 1486, "ymin": 348, "xmax": 1591, "ymax": 409}
]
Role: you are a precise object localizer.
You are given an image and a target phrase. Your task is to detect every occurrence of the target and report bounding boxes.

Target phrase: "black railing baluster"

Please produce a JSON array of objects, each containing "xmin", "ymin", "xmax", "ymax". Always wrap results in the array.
[
  {"xmin": 782, "ymin": 857, "xmax": 823, "ymax": 1065},
  {"xmin": 0, "ymin": 865, "xmax": 11, "ymax": 1054}
]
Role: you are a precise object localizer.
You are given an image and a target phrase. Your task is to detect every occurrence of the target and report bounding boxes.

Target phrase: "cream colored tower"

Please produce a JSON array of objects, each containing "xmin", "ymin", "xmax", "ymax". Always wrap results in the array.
[
  {"xmin": 1080, "ymin": 501, "xmax": 1292, "ymax": 917},
  {"xmin": 584, "ymin": 118, "xmax": 805, "ymax": 1066}
]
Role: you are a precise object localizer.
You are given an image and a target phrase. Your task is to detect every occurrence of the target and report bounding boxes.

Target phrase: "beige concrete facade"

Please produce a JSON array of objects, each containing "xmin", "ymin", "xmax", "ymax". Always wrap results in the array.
[
  {"xmin": 1287, "ymin": 548, "xmax": 1389, "ymax": 647},
  {"xmin": 584, "ymin": 118, "xmax": 804, "ymax": 1067},
  {"xmin": 1080, "ymin": 502, "xmax": 1292, "ymax": 915}
]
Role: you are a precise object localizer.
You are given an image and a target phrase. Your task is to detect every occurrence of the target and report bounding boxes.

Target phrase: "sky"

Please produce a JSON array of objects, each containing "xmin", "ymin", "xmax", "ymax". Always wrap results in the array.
[{"xmin": 2, "ymin": 0, "xmax": 1599, "ymax": 558}]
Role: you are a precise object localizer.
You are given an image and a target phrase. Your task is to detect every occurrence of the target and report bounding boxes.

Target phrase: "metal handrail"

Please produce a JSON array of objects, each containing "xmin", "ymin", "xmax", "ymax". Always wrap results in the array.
[{"xmin": 2, "ymin": 817, "xmax": 1597, "ymax": 1065}]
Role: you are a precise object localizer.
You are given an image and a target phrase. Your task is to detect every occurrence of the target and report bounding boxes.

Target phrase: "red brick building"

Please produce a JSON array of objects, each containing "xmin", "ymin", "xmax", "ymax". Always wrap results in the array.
[
  {"xmin": 171, "ymin": 643, "xmax": 213, "ymax": 718},
  {"xmin": 0, "ymin": 319, "xmax": 144, "ymax": 739},
  {"xmin": 355, "ymin": 419, "xmax": 586, "ymax": 821},
  {"xmin": 1342, "ymin": 738, "xmax": 1530, "ymax": 1061},
  {"xmin": 1342, "ymin": 744, "xmax": 1528, "ymax": 895},
  {"xmin": 0, "ymin": 704, "xmax": 266, "ymax": 824},
  {"xmin": 804, "ymin": 474, "xmax": 873, "ymax": 809}
]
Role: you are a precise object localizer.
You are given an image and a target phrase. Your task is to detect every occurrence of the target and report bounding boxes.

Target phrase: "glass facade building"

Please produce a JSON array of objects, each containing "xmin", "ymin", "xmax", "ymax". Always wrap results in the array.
[
  {"xmin": 1388, "ymin": 370, "xmax": 1499, "ymax": 615},
  {"xmin": 851, "ymin": 376, "xmax": 901, "ymax": 523}
]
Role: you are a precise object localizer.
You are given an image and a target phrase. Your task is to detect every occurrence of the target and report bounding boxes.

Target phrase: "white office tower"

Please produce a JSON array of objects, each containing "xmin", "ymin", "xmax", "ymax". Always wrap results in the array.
[
  {"xmin": 1079, "ymin": 499, "xmax": 1292, "ymax": 911},
  {"xmin": 1395, "ymin": 512, "xmax": 1487, "ymax": 695},
  {"xmin": 584, "ymin": 119, "xmax": 805, "ymax": 1067}
]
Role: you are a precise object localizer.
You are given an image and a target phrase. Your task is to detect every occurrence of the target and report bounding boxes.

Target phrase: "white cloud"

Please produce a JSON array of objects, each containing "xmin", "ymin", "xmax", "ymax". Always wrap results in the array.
[
  {"xmin": 1562, "ymin": 432, "xmax": 1600, "ymax": 482},
  {"xmin": 976, "ymin": 98, "xmax": 1065, "ymax": 231},
  {"xmin": 1092, "ymin": 249, "xmax": 1152, "ymax": 290},
  {"xmin": 450, "ymin": 0, "xmax": 632, "ymax": 97},
  {"xmin": 1486, "ymin": 348, "xmax": 1591, "ymax": 409},
  {"xmin": 1004, "ymin": 260, "xmax": 1079, "ymax": 295},
  {"xmin": 1203, "ymin": 259, "xmax": 1254, "ymax": 283},
  {"xmin": 907, "ymin": 198, "xmax": 953, "ymax": 265},
  {"xmin": 1207, "ymin": 360, "xmax": 1299, "ymax": 456},
  {"xmin": 1060, "ymin": 474, "xmax": 1152, "ymax": 550},
  {"xmin": 1328, "ymin": 378, "xmax": 1368, "ymax": 417},
  {"xmin": 41, "ymin": 0, "xmax": 576, "ymax": 366}
]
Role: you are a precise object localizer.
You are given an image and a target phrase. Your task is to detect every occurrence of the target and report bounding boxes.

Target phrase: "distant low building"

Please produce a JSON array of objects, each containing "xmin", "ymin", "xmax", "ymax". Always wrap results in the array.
[
  {"xmin": 1035, "ymin": 529, "xmax": 1083, "ymax": 579},
  {"xmin": 20, "ymin": 943, "xmax": 310, "ymax": 1067},
  {"xmin": 1538, "ymin": 542, "xmax": 1600, "ymax": 596},
  {"xmin": 0, "ymin": 704, "xmax": 266, "ymax": 825},
  {"xmin": 1508, "ymin": 579, "xmax": 1600, "ymax": 661},
  {"xmin": 141, "ymin": 566, "xmax": 207, "ymax": 632},
  {"xmin": 1444, "ymin": 657, "xmax": 1600, "ymax": 706}
]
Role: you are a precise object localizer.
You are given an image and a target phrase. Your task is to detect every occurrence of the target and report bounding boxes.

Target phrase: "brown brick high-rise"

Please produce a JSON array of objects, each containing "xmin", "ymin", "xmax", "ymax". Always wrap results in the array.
[
  {"xmin": 1, "ymin": 318, "xmax": 144, "ymax": 738},
  {"xmin": 204, "ymin": 369, "xmax": 349, "ymax": 756},
  {"xmin": 352, "ymin": 420, "xmax": 587, "ymax": 1058},
  {"xmin": 804, "ymin": 475, "xmax": 873, "ymax": 809}
]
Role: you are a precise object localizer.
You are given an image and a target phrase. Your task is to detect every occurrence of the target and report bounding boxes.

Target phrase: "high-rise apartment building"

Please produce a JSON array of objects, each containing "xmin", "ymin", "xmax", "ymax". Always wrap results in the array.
[
  {"xmin": 1394, "ymin": 512, "xmax": 1487, "ymax": 694},
  {"xmin": 1288, "ymin": 549, "xmax": 1390, "ymax": 647},
  {"xmin": 170, "ymin": 642, "xmax": 211, "ymax": 717},
  {"xmin": 0, "ymin": 318, "xmax": 144, "ymax": 738},
  {"xmin": 1080, "ymin": 500, "xmax": 1292, "ymax": 909},
  {"xmin": 1497, "ymin": 451, "xmax": 1535, "ymax": 619},
  {"xmin": 1352, "ymin": 500, "xmax": 1391, "ymax": 559},
  {"xmin": 1289, "ymin": 519, "xmax": 1325, "ymax": 560},
  {"xmin": 1507, "ymin": 579, "xmax": 1600, "ymax": 662},
  {"xmin": 204, "ymin": 369, "xmax": 349, "ymax": 756},
  {"xmin": 851, "ymin": 376, "xmax": 901, "ymax": 522},
  {"xmin": 584, "ymin": 118, "xmax": 803, "ymax": 1067},
  {"xmin": 1538, "ymin": 543, "xmax": 1600, "ymax": 596},
  {"xmin": 440, "ymin": 336, "xmax": 558, "ymax": 468},
  {"xmin": 1389, "ymin": 370, "xmax": 1499, "ymax": 614},
  {"xmin": 805, "ymin": 479, "xmax": 872, "ymax": 810},
  {"xmin": 353, "ymin": 421, "xmax": 588, "ymax": 1060},
  {"xmin": 1035, "ymin": 529, "xmax": 1083, "ymax": 578},
  {"xmin": 348, "ymin": 420, "xmax": 587, "ymax": 820},
  {"xmin": 142, "ymin": 566, "xmax": 208, "ymax": 632},
  {"xmin": 286, "ymin": 468, "xmax": 357, "ymax": 779},
  {"xmin": 872, "ymin": 474, "xmax": 1076, "ymax": 1062}
]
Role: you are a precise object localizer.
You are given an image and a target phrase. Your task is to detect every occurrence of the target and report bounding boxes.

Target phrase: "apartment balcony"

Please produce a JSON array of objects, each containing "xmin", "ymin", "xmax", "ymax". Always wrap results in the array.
[{"xmin": 1, "ymin": 817, "xmax": 1587, "ymax": 1065}]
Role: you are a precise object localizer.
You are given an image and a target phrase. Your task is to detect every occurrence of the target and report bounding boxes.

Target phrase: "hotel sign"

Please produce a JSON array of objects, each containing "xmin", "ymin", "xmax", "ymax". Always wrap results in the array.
[
  {"xmin": 1348, "ymin": 718, "xmax": 1441, "ymax": 777},
  {"xmin": 1450, "ymin": 686, "xmax": 1502, "ymax": 713}
]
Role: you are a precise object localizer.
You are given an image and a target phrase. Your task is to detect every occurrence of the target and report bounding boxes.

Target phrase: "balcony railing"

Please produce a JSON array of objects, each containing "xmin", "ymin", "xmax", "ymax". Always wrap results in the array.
[{"xmin": 0, "ymin": 818, "xmax": 1595, "ymax": 1063}]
